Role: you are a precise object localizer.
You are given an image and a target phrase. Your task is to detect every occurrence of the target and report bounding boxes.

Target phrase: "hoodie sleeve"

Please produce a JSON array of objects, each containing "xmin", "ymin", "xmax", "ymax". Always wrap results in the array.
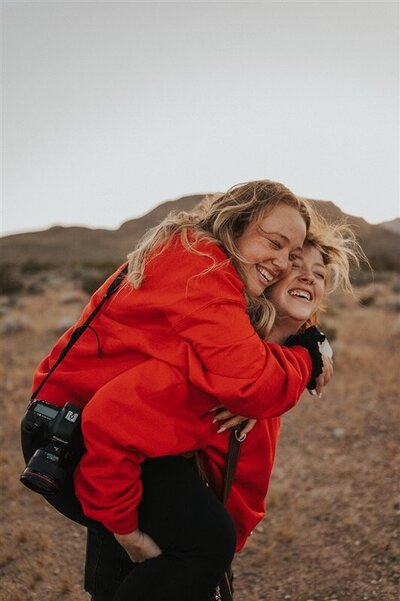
[
  {"xmin": 74, "ymin": 359, "xmax": 214, "ymax": 534},
  {"xmin": 145, "ymin": 237, "xmax": 313, "ymax": 419},
  {"xmin": 168, "ymin": 299, "xmax": 312, "ymax": 419}
]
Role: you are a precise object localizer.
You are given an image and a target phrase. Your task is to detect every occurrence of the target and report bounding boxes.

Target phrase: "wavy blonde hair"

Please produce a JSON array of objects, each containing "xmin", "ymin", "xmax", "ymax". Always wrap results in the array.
[
  {"xmin": 127, "ymin": 179, "xmax": 313, "ymax": 337},
  {"xmin": 308, "ymin": 214, "xmax": 363, "ymax": 293},
  {"xmin": 298, "ymin": 214, "xmax": 366, "ymax": 331}
]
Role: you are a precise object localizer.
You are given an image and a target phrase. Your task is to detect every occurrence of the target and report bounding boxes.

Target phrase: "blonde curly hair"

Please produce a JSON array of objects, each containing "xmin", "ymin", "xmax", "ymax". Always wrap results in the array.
[
  {"xmin": 127, "ymin": 179, "xmax": 313, "ymax": 337},
  {"xmin": 295, "ymin": 213, "xmax": 366, "ymax": 332}
]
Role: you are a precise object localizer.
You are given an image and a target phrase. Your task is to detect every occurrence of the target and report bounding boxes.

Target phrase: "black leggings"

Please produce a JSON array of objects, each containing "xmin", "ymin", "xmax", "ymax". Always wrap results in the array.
[
  {"xmin": 22, "ymin": 424, "xmax": 236, "ymax": 601},
  {"xmin": 86, "ymin": 456, "xmax": 236, "ymax": 601}
]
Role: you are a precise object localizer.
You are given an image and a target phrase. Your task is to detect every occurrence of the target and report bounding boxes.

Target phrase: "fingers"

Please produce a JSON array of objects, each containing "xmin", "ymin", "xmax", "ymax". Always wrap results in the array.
[
  {"xmin": 216, "ymin": 415, "xmax": 246, "ymax": 433},
  {"xmin": 315, "ymin": 354, "xmax": 334, "ymax": 396},
  {"xmin": 212, "ymin": 409, "xmax": 234, "ymax": 423},
  {"xmin": 241, "ymin": 418, "xmax": 257, "ymax": 436},
  {"xmin": 209, "ymin": 406, "xmax": 255, "ymax": 435},
  {"xmin": 315, "ymin": 374, "xmax": 324, "ymax": 397}
]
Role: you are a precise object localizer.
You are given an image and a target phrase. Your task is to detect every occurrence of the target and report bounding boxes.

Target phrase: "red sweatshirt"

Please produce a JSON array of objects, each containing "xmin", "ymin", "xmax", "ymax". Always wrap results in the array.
[
  {"xmin": 32, "ymin": 234, "xmax": 311, "ymax": 550},
  {"xmin": 200, "ymin": 417, "xmax": 281, "ymax": 551}
]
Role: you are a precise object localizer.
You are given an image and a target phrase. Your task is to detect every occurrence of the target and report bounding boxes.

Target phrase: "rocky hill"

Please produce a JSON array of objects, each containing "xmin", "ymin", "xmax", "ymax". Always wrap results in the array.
[
  {"xmin": 1, "ymin": 194, "xmax": 399, "ymax": 270},
  {"xmin": 379, "ymin": 217, "xmax": 400, "ymax": 235}
]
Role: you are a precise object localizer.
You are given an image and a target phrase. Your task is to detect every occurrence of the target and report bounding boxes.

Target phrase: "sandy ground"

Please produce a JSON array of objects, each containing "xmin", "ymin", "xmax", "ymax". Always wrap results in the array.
[{"xmin": 0, "ymin": 272, "xmax": 399, "ymax": 601}]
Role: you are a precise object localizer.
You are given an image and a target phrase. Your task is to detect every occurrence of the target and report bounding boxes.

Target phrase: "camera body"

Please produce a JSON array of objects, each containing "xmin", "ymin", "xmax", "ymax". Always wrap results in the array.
[{"xmin": 20, "ymin": 399, "xmax": 83, "ymax": 497}]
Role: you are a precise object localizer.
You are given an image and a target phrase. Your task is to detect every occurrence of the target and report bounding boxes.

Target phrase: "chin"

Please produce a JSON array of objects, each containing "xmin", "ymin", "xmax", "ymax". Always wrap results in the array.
[
  {"xmin": 247, "ymin": 280, "xmax": 266, "ymax": 298},
  {"xmin": 291, "ymin": 312, "xmax": 313, "ymax": 323}
]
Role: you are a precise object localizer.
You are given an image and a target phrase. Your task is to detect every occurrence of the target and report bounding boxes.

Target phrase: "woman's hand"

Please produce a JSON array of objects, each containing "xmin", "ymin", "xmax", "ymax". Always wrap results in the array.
[
  {"xmin": 313, "ymin": 353, "xmax": 334, "ymax": 397},
  {"xmin": 210, "ymin": 407, "xmax": 257, "ymax": 435},
  {"xmin": 114, "ymin": 529, "xmax": 162, "ymax": 563}
]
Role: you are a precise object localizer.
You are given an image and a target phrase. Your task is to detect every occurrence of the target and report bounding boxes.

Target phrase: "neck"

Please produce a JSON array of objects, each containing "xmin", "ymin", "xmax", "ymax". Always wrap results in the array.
[{"xmin": 268, "ymin": 316, "xmax": 302, "ymax": 344}]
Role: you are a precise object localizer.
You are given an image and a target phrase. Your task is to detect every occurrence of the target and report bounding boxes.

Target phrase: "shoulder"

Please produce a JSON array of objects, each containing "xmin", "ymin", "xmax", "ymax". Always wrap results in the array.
[
  {"xmin": 155, "ymin": 230, "xmax": 228, "ymax": 265},
  {"xmin": 147, "ymin": 231, "xmax": 241, "ymax": 285},
  {"xmin": 141, "ymin": 230, "xmax": 246, "ymax": 308}
]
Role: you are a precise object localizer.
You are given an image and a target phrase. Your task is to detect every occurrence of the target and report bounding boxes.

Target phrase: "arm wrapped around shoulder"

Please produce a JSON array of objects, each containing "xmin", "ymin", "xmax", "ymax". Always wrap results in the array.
[
  {"xmin": 170, "ymin": 299, "xmax": 313, "ymax": 419},
  {"xmin": 144, "ymin": 236, "xmax": 314, "ymax": 418}
]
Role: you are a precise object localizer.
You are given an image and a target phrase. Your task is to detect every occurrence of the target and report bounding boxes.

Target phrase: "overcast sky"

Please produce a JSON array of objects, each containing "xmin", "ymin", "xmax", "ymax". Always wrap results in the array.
[{"xmin": 2, "ymin": 0, "xmax": 399, "ymax": 236}]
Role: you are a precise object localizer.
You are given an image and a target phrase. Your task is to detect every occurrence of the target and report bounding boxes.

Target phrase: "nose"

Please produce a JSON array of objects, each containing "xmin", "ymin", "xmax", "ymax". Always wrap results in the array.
[
  {"xmin": 299, "ymin": 268, "xmax": 315, "ymax": 284},
  {"xmin": 271, "ymin": 249, "xmax": 289, "ymax": 273}
]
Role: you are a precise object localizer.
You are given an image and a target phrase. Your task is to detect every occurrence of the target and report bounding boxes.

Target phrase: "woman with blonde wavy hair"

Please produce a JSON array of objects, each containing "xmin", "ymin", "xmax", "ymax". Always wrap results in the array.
[
  {"xmin": 203, "ymin": 218, "xmax": 361, "ymax": 559},
  {"xmin": 26, "ymin": 180, "xmax": 336, "ymax": 601}
]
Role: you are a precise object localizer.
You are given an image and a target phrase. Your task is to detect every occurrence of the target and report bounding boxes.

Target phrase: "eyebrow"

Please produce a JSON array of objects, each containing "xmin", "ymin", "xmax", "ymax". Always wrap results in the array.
[{"xmin": 258, "ymin": 226, "xmax": 290, "ymax": 244}]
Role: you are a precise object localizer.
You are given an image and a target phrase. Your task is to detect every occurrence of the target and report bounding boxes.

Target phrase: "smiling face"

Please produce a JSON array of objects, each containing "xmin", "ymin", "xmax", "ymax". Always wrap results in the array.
[
  {"xmin": 235, "ymin": 203, "xmax": 307, "ymax": 298},
  {"xmin": 267, "ymin": 243, "xmax": 326, "ymax": 326}
]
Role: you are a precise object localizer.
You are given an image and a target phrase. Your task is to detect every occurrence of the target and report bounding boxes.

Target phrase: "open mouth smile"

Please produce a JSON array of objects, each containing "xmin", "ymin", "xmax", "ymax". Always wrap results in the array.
[
  {"xmin": 288, "ymin": 288, "xmax": 313, "ymax": 301},
  {"xmin": 256, "ymin": 265, "xmax": 275, "ymax": 284}
]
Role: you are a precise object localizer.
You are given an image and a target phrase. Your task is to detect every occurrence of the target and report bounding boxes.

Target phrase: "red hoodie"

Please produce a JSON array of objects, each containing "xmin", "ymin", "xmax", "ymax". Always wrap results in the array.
[{"xmin": 32, "ymin": 233, "xmax": 311, "ymax": 550}]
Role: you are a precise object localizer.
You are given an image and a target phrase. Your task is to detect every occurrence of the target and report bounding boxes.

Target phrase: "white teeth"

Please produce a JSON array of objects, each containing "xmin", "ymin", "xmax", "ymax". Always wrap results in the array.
[
  {"xmin": 256, "ymin": 265, "xmax": 273, "ymax": 282},
  {"xmin": 289, "ymin": 289, "xmax": 311, "ymax": 301}
]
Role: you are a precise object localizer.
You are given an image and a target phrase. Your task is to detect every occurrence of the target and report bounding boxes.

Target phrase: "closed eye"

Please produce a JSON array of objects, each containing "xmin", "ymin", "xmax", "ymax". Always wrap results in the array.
[{"xmin": 269, "ymin": 239, "xmax": 282, "ymax": 249}]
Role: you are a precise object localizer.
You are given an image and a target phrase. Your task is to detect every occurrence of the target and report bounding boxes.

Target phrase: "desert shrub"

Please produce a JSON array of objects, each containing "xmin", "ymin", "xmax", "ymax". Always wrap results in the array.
[
  {"xmin": 71, "ymin": 262, "xmax": 119, "ymax": 284},
  {"xmin": 78, "ymin": 261, "xmax": 119, "ymax": 272},
  {"xmin": 0, "ymin": 265, "xmax": 23, "ymax": 294},
  {"xmin": 319, "ymin": 317, "xmax": 337, "ymax": 341},
  {"xmin": 359, "ymin": 294, "xmax": 376, "ymax": 307},
  {"xmin": 81, "ymin": 271, "xmax": 111, "ymax": 295},
  {"xmin": 368, "ymin": 255, "xmax": 400, "ymax": 272},
  {"xmin": 350, "ymin": 269, "xmax": 374, "ymax": 287},
  {"xmin": 79, "ymin": 262, "xmax": 121, "ymax": 295},
  {"xmin": 386, "ymin": 301, "xmax": 400, "ymax": 313},
  {"xmin": 26, "ymin": 281, "xmax": 45, "ymax": 295},
  {"xmin": 0, "ymin": 315, "xmax": 32, "ymax": 335},
  {"xmin": 392, "ymin": 280, "xmax": 400, "ymax": 294},
  {"xmin": 371, "ymin": 271, "xmax": 395, "ymax": 283},
  {"xmin": 81, "ymin": 275, "xmax": 102, "ymax": 295},
  {"xmin": 20, "ymin": 259, "xmax": 55, "ymax": 274}
]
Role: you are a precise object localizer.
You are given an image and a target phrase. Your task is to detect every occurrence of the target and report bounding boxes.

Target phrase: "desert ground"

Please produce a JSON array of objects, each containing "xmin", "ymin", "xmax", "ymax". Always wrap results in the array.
[{"xmin": 0, "ymin": 267, "xmax": 399, "ymax": 601}]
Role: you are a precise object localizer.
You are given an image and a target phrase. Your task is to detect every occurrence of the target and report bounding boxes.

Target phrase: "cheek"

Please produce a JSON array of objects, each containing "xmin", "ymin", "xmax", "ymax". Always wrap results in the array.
[
  {"xmin": 315, "ymin": 283, "xmax": 325, "ymax": 304},
  {"xmin": 239, "ymin": 241, "xmax": 262, "ymax": 262},
  {"xmin": 236, "ymin": 236, "xmax": 252, "ymax": 259}
]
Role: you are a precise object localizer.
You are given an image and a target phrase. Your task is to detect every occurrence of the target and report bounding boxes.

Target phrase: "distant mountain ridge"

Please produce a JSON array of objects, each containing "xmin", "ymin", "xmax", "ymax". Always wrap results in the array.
[
  {"xmin": 1, "ymin": 194, "xmax": 399, "ymax": 270},
  {"xmin": 379, "ymin": 217, "xmax": 400, "ymax": 235}
]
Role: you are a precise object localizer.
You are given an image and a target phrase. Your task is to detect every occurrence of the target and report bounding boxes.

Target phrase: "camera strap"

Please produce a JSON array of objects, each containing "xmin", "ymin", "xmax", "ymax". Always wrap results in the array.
[
  {"xmin": 31, "ymin": 264, "xmax": 129, "ymax": 401},
  {"xmin": 222, "ymin": 424, "xmax": 247, "ymax": 505}
]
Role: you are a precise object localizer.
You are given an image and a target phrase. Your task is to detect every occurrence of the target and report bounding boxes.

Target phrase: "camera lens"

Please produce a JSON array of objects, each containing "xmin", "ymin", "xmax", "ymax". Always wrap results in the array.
[
  {"xmin": 20, "ymin": 443, "xmax": 67, "ymax": 497},
  {"xmin": 20, "ymin": 467, "xmax": 61, "ymax": 496}
]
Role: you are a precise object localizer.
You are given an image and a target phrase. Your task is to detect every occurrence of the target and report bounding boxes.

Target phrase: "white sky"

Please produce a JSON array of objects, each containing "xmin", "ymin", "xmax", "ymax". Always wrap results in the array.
[{"xmin": 2, "ymin": 0, "xmax": 399, "ymax": 236}]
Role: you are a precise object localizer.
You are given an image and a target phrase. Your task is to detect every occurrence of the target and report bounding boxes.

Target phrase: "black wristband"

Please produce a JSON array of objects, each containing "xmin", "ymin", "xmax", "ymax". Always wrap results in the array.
[{"xmin": 286, "ymin": 326, "xmax": 326, "ymax": 390}]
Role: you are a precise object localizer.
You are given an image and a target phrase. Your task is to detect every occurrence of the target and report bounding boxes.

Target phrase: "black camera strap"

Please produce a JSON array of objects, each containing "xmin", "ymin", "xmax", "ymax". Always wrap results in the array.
[{"xmin": 31, "ymin": 264, "xmax": 129, "ymax": 401}]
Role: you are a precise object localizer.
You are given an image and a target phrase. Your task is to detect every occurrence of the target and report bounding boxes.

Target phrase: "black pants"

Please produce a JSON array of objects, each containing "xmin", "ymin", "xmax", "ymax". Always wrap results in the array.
[
  {"xmin": 22, "ymin": 427, "xmax": 236, "ymax": 601},
  {"xmin": 86, "ymin": 456, "xmax": 236, "ymax": 601}
]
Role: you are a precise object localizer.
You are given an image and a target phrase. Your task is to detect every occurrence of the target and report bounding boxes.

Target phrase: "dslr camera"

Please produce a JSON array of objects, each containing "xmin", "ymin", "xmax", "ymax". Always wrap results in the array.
[{"xmin": 20, "ymin": 399, "xmax": 83, "ymax": 497}]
